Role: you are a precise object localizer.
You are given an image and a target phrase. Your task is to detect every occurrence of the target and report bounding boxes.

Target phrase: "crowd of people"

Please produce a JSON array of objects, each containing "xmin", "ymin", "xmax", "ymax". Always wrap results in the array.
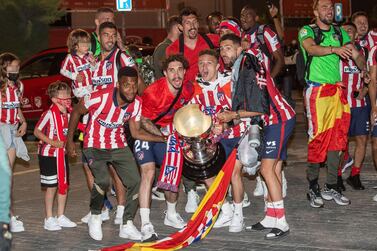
[{"xmin": 1, "ymin": 0, "xmax": 377, "ymax": 248}]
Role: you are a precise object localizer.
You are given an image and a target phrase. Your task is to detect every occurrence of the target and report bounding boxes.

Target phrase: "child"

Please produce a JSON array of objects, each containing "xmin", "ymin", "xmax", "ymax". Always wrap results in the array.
[
  {"xmin": 60, "ymin": 28, "xmax": 95, "ymax": 98},
  {"xmin": 34, "ymin": 81, "xmax": 76, "ymax": 231},
  {"xmin": 0, "ymin": 52, "xmax": 29, "ymax": 233}
]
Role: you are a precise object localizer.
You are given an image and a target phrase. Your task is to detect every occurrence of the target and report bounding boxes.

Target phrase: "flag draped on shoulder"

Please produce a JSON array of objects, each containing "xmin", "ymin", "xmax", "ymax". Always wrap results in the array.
[{"xmin": 101, "ymin": 148, "xmax": 237, "ymax": 251}]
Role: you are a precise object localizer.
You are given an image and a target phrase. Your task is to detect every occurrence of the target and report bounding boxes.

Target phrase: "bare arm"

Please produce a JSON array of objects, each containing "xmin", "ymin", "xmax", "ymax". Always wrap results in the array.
[
  {"xmin": 34, "ymin": 128, "xmax": 64, "ymax": 148},
  {"xmin": 269, "ymin": 5, "xmax": 284, "ymax": 41},
  {"xmin": 16, "ymin": 109, "xmax": 27, "ymax": 137},
  {"xmin": 271, "ymin": 48, "xmax": 285, "ymax": 79},
  {"xmin": 217, "ymin": 109, "xmax": 263, "ymax": 123},
  {"xmin": 137, "ymin": 73, "xmax": 147, "ymax": 95},
  {"xmin": 66, "ymin": 99, "xmax": 88, "ymax": 157},
  {"xmin": 140, "ymin": 116, "xmax": 163, "ymax": 136},
  {"xmin": 129, "ymin": 119, "xmax": 165, "ymax": 142},
  {"xmin": 302, "ymin": 37, "xmax": 353, "ymax": 59}
]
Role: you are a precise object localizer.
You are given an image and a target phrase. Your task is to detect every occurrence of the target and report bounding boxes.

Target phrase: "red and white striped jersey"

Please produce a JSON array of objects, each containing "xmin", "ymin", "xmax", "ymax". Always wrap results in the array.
[
  {"xmin": 84, "ymin": 88, "xmax": 141, "ymax": 149},
  {"xmin": 356, "ymin": 29, "xmax": 377, "ymax": 52},
  {"xmin": 190, "ymin": 72, "xmax": 247, "ymax": 138},
  {"xmin": 245, "ymin": 49, "xmax": 295, "ymax": 126},
  {"xmin": 0, "ymin": 82, "xmax": 23, "ymax": 125},
  {"xmin": 368, "ymin": 45, "xmax": 377, "ymax": 67},
  {"xmin": 36, "ymin": 107, "xmax": 69, "ymax": 157},
  {"xmin": 60, "ymin": 53, "xmax": 93, "ymax": 91},
  {"xmin": 340, "ymin": 47, "xmax": 366, "ymax": 108},
  {"xmin": 92, "ymin": 48, "xmax": 135, "ymax": 90},
  {"xmin": 242, "ymin": 25, "xmax": 281, "ymax": 71}
]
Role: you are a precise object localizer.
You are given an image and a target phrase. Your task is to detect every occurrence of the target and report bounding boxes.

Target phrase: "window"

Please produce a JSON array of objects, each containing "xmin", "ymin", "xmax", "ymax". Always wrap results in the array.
[{"xmin": 20, "ymin": 52, "xmax": 67, "ymax": 79}]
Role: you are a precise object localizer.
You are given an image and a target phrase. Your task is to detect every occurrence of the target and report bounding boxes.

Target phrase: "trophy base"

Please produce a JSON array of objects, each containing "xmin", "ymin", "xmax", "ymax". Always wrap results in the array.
[{"xmin": 182, "ymin": 143, "xmax": 226, "ymax": 181}]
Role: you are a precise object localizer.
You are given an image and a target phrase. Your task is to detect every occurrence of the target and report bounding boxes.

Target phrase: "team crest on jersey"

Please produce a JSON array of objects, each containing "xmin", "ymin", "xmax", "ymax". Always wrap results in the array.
[
  {"xmin": 97, "ymin": 119, "xmax": 122, "ymax": 129},
  {"xmin": 217, "ymin": 92, "xmax": 225, "ymax": 102},
  {"xmin": 180, "ymin": 98, "xmax": 185, "ymax": 104},
  {"xmin": 123, "ymin": 112, "xmax": 131, "ymax": 121},
  {"xmin": 106, "ymin": 61, "xmax": 113, "ymax": 70},
  {"xmin": 360, "ymin": 40, "xmax": 367, "ymax": 47},
  {"xmin": 137, "ymin": 151, "xmax": 144, "ymax": 160},
  {"xmin": 332, "ymin": 33, "xmax": 341, "ymax": 41},
  {"xmin": 63, "ymin": 128, "xmax": 68, "ymax": 136}
]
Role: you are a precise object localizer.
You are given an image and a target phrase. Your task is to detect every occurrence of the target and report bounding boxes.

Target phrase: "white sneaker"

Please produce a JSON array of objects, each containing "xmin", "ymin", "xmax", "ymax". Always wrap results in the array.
[
  {"xmin": 253, "ymin": 176, "xmax": 264, "ymax": 197},
  {"xmin": 141, "ymin": 222, "xmax": 158, "ymax": 242},
  {"xmin": 229, "ymin": 213, "xmax": 244, "ymax": 233},
  {"xmin": 88, "ymin": 214, "xmax": 103, "ymax": 241},
  {"xmin": 114, "ymin": 206, "xmax": 125, "ymax": 225},
  {"xmin": 213, "ymin": 210, "xmax": 233, "ymax": 228},
  {"xmin": 242, "ymin": 192, "xmax": 251, "ymax": 208},
  {"xmin": 152, "ymin": 187, "xmax": 165, "ymax": 201},
  {"xmin": 44, "ymin": 217, "xmax": 61, "ymax": 231},
  {"xmin": 10, "ymin": 216, "xmax": 25, "ymax": 233},
  {"xmin": 57, "ymin": 215, "xmax": 77, "ymax": 228},
  {"xmin": 119, "ymin": 220, "xmax": 142, "ymax": 241},
  {"xmin": 185, "ymin": 190, "xmax": 200, "ymax": 213},
  {"xmin": 282, "ymin": 171, "xmax": 287, "ymax": 198},
  {"xmin": 164, "ymin": 212, "xmax": 186, "ymax": 229},
  {"xmin": 81, "ymin": 212, "xmax": 91, "ymax": 223},
  {"xmin": 101, "ymin": 208, "xmax": 110, "ymax": 221},
  {"xmin": 373, "ymin": 194, "xmax": 377, "ymax": 202}
]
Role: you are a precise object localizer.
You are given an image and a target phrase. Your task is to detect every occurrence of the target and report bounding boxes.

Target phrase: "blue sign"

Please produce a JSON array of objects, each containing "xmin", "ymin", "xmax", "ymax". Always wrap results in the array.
[
  {"xmin": 334, "ymin": 3, "xmax": 343, "ymax": 23},
  {"xmin": 117, "ymin": 0, "xmax": 132, "ymax": 11}
]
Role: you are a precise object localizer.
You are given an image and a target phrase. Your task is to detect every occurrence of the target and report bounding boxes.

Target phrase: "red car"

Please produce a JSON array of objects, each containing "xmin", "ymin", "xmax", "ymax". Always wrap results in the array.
[
  {"xmin": 20, "ymin": 45, "xmax": 154, "ymax": 122},
  {"xmin": 20, "ymin": 47, "xmax": 69, "ymax": 121}
]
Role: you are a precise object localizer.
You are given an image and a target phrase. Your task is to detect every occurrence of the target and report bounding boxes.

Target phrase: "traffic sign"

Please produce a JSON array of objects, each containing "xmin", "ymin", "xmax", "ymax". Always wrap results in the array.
[{"xmin": 117, "ymin": 0, "xmax": 132, "ymax": 11}]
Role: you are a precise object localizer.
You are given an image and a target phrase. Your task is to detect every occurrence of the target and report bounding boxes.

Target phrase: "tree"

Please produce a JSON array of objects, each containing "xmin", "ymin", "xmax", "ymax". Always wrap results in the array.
[{"xmin": 0, "ymin": 0, "xmax": 65, "ymax": 59}]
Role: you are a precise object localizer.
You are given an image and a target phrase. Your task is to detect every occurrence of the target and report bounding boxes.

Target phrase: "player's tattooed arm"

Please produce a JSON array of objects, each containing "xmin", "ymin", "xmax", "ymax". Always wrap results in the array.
[{"xmin": 140, "ymin": 116, "xmax": 163, "ymax": 136}]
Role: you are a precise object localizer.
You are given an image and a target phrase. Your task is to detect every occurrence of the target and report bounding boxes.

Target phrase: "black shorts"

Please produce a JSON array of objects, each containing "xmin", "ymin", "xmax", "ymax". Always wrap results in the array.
[{"xmin": 38, "ymin": 155, "xmax": 70, "ymax": 188}]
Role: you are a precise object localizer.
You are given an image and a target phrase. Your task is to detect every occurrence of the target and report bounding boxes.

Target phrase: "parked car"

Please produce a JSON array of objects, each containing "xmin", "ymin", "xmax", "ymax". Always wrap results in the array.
[{"xmin": 20, "ymin": 45, "xmax": 154, "ymax": 122}]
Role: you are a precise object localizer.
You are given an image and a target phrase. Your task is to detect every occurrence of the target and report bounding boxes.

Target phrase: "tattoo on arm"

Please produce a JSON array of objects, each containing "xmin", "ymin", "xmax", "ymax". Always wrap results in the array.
[{"xmin": 140, "ymin": 117, "xmax": 162, "ymax": 136}]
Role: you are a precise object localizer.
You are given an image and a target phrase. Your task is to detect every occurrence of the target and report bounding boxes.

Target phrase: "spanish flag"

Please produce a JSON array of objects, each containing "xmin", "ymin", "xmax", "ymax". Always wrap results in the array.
[
  {"xmin": 305, "ymin": 83, "xmax": 350, "ymax": 163},
  {"xmin": 101, "ymin": 148, "xmax": 237, "ymax": 251}
]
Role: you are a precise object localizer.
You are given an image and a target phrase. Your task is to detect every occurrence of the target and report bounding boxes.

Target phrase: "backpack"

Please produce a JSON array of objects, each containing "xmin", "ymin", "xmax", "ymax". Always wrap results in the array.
[
  {"xmin": 296, "ymin": 24, "xmax": 343, "ymax": 85},
  {"xmin": 178, "ymin": 33, "xmax": 215, "ymax": 54}
]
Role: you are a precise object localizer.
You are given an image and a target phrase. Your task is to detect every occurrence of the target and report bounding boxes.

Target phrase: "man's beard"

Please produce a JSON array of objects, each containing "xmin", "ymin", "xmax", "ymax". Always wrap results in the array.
[
  {"xmin": 119, "ymin": 90, "xmax": 134, "ymax": 103},
  {"xmin": 319, "ymin": 16, "xmax": 333, "ymax": 25}
]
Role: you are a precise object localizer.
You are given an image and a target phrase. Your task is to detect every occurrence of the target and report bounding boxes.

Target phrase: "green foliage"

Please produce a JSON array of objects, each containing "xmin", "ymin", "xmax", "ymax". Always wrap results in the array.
[{"xmin": 0, "ymin": 0, "xmax": 65, "ymax": 59}]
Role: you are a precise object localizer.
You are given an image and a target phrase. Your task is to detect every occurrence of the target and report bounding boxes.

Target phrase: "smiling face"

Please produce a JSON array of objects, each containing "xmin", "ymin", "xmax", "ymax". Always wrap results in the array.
[
  {"xmin": 164, "ymin": 61, "xmax": 186, "ymax": 90},
  {"xmin": 353, "ymin": 15, "xmax": 369, "ymax": 38},
  {"xmin": 198, "ymin": 54, "xmax": 219, "ymax": 82},
  {"xmin": 240, "ymin": 7, "xmax": 256, "ymax": 31},
  {"xmin": 117, "ymin": 75, "xmax": 138, "ymax": 103},
  {"xmin": 314, "ymin": 0, "xmax": 334, "ymax": 25},
  {"xmin": 219, "ymin": 39, "xmax": 242, "ymax": 68},
  {"xmin": 181, "ymin": 14, "xmax": 199, "ymax": 40},
  {"xmin": 99, "ymin": 27, "xmax": 117, "ymax": 52}
]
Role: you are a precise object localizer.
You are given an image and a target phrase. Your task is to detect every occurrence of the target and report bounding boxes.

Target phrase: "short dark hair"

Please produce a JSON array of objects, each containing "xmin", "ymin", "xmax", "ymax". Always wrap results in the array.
[
  {"xmin": 96, "ymin": 7, "xmax": 114, "ymax": 19},
  {"xmin": 166, "ymin": 15, "xmax": 180, "ymax": 33},
  {"xmin": 99, "ymin": 21, "xmax": 117, "ymax": 34},
  {"xmin": 241, "ymin": 4, "xmax": 257, "ymax": 17},
  {"xmin": 162, "ymin": 54, "xmax": 189, "ymax": 71},
  {"xmin": 342, "ymin": 22, "xmax": 357, "ymax": 30},
  {"xmin": 220, "ymin": 33, "xmax": 241, "ymax": 46},
  {"xmin": 199, "ymin": 49, "xmax": 219, "ymax": 62},
  {"xmin": 351, "ymin": 11, "xmax": 368, "ymax": 22},
  {"xmin": 118, "ymin": 66, "xmax": 138, "ymax": 80},
  {"xmin": 206, "ymin": 11, "xmax": 223, "ymax": 24},
  {"xmin": 179, "ymin": 7, "xmax": 198, "ymax": 24}
]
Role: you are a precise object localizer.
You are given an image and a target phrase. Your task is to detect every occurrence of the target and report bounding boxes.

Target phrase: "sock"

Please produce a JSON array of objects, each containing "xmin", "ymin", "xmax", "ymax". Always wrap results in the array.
[
  {"xmin": 233, "ymin": 202, "xmax": 243, "ymax": 217},
  {"xmin": 260, "ymin": 202, "xmax": 276, "ymax": 228},
  {"xmin": 351, "ymin": 166, "xmax": 361, "ymax": 177},
  {"xmin": 166, "ymin": 201, "xmax": 177, "ymax": 215},
  {"xmin": 116, "ymin": 205, "xmax": 125, "ymax": 218},
  {"xmin": 140, "ymin": 208, "xmax": 150, "ymax": 226},
  {"xmin": 271, "ymin": 200, "xmax": 289, "ymax": 231}
]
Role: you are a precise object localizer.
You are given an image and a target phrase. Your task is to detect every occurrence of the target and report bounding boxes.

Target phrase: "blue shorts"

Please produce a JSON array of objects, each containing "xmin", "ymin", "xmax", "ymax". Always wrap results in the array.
[
  {"xmin": 349, "ymin": 107, "xmax": 369, "ymax": 137},
  {"xmin": 372, "ymin": 121, "xmax": 377, "ymax": 138},
  {"xmin": 220, "ymin": 137, "xmax": 240, "ymax": 158},
  {"xmin": 134, "ymin": 140, "xmax": 166, "ymax": 166},
  {"xmin": 262, "ymin": 117, "xmax": 296, "ymax": 160}
]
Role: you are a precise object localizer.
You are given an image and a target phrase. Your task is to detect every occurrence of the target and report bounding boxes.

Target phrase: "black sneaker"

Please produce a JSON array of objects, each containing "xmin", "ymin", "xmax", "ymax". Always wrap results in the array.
[
  {"xmin": 346, "ymin": 174, "xmax": 365, "ymax": 190},
  {"xmin": 307, "ymin": 184, "xmax": 324, "ymax": 208},
  {"xmin": 337, "ymin": 175, "xmax": 346, "ymax": 191}
]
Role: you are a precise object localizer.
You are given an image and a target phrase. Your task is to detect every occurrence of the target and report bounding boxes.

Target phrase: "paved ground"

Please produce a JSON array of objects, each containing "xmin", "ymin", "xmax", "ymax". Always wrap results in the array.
[{"xmin": 10, "ymin": 92, "xmax": 377, "ymax": 251}]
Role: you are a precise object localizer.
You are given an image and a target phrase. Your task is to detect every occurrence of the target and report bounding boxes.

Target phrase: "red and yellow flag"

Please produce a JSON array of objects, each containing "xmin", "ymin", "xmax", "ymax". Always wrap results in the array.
[
  {"xmin": 305, "ymin": 83, "xmax": 350, "ymax": 163},
  {"xmin": 101, "ymin": 148, "xmax": 237, "ymax": 251}
]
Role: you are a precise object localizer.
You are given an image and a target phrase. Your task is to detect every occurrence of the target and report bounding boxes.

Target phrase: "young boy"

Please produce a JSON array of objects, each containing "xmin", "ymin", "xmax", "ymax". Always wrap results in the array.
[
  {"xmin": 60, "ymin": 29, "xmax": 95, "ymax": 98},
  {"xmin": 34, "ymin": 81, "xmax": 76, "ymax": 231}
]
